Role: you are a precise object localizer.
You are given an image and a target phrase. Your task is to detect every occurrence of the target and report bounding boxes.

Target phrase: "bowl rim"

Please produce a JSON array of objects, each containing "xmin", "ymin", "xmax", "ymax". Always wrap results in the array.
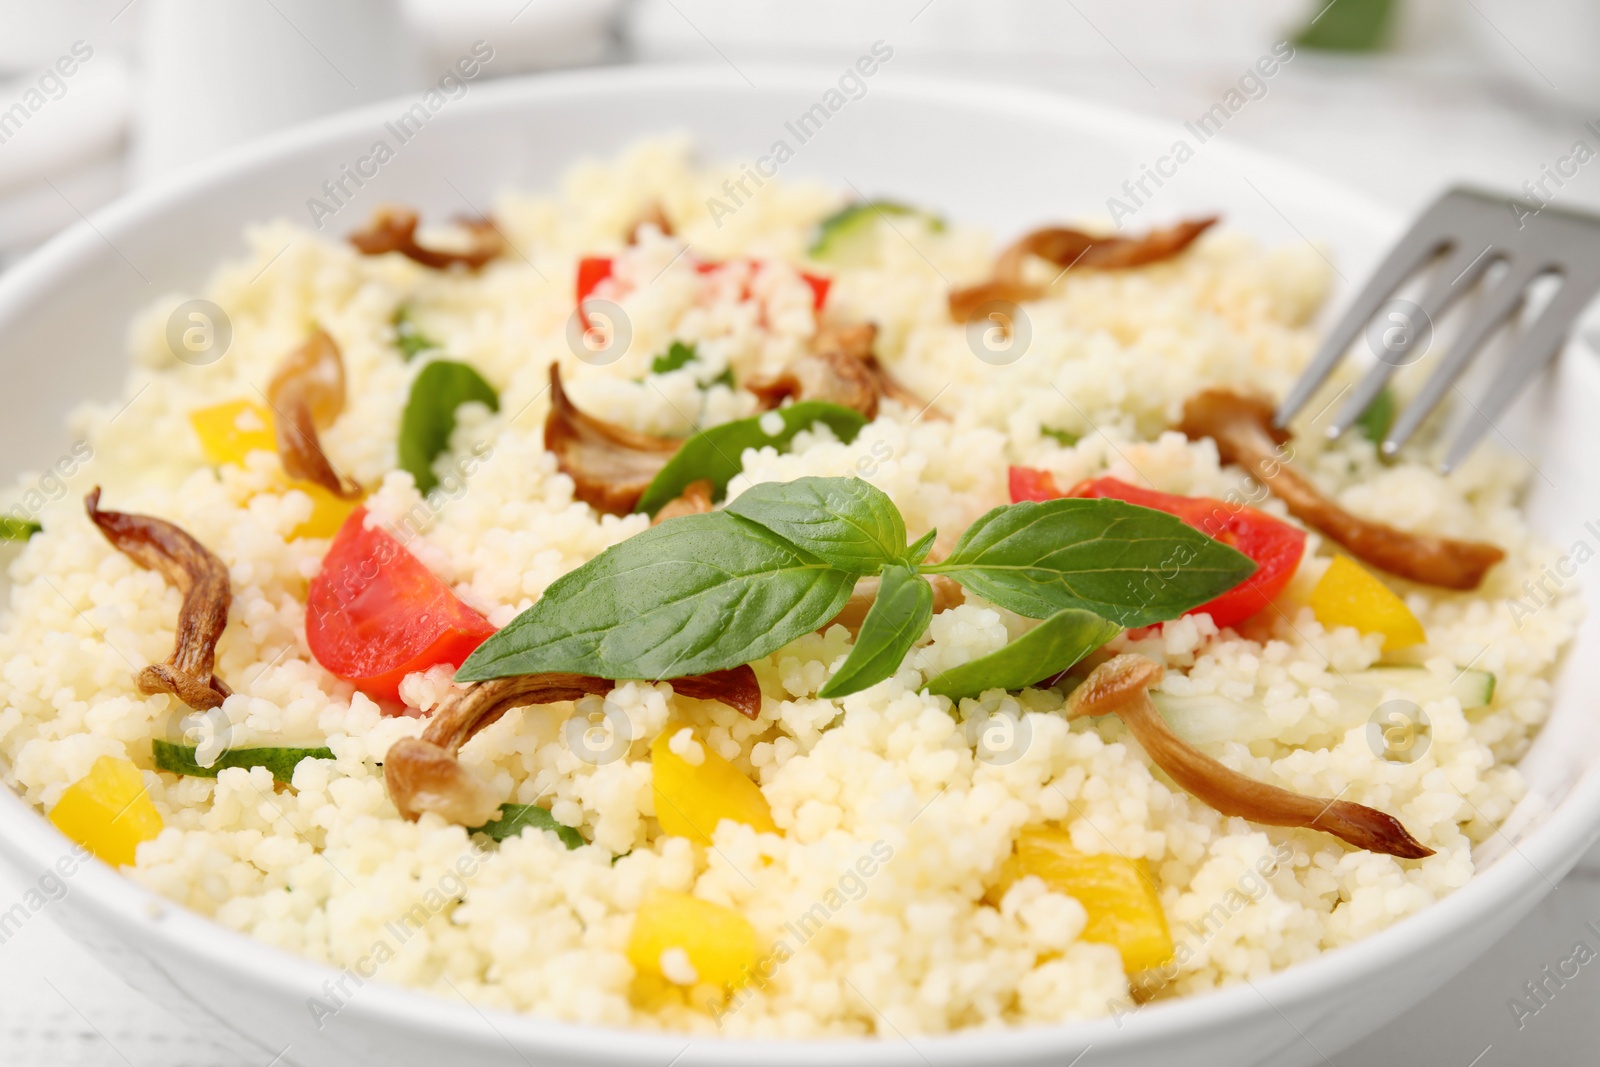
[{"xmin": 1, "ymin": 62, "xmax": 1597, "ymax": 1063}]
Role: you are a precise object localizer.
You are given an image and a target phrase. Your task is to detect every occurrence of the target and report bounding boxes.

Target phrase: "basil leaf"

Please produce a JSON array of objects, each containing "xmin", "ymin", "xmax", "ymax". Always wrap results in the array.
[
  {"xmin": 152, "ymin": 739, "xmax": 334, "ymax": 784},
  {"xmin": 923, "ymin": 608, "xmax": 1121, "ymax": 700},
  {"xmin": 1042, "ymin": 427, "xmax": 1080, "ymax": 447},
  {"xmin": 925, "ymin": 498, "xmax": 1256, "ymax": 627},
  {"xmin": 635, "ymin": 401, "xmax": 867, "ymax": 516},
  {"xmin": 904, "ymin": 528, "xmax": 937, "ymax": 565},
  {"xmin": 393, "ymin": 305, "xmax": 438, "ymax": 362},
  {"xmin": 725, "ymin": 476, "xmax": 905, "ymax": 574},
  {"xmin": 0, "ymin": 518, "xmax": 40, "ymax": 540},
  {"xmin": 1355, "ymin": 386, "xmax": 1395, "ymax": 446},
  {"xmin": 399, "ymin": 360, "xmax": 498, "ymax": 495},
  {"xmin": 651, "ymin": 341, "xmax": 697, "ymax": 375},
  {"xmin": 458, "ymin": 511, "xmax": 855, "ymax": 682},
  {"xmin": 818, "ymin": 564, "xmax": 933, "ymax": 698},
  {"xmin": 472, "ymin": 803, "xmax": 583, "ymax": 847}
]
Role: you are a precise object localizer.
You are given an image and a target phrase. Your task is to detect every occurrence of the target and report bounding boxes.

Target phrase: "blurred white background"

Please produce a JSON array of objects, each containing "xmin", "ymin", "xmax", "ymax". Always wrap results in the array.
[{"xmin": 3, "ymin": 0, "xmax": 1600, "ymax": 1063}]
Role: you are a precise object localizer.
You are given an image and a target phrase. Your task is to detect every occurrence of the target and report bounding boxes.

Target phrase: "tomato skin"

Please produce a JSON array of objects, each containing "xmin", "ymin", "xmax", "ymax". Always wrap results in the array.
[
  {"xmin": 1006, "ymin": 468, "xmax": 1306, "ymax": 628},
  {"xmin": 800, "ymin": 272, "xmax": 831, "ymax": 310},
  {"xmin": 1009, "ymin": 466, "xmax": 1064, "ymax": 502},
  {"xmin": 307, "ymin": 508, "xmax": 496, "ymax": 703},
  {"xmin": 575, "ymin": 256, "xmax": 614, "ymax": 306}
]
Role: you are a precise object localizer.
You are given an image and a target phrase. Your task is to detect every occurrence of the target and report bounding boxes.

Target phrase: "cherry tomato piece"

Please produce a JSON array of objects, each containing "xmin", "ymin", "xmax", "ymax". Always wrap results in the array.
[{"xmin": 307, "ymin": 508, "xmax": 496, "ymax": 703}]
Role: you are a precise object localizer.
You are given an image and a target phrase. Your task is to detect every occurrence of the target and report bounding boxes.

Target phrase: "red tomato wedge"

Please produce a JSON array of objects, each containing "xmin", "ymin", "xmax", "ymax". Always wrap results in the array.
[
  {"xmin": 579, "ymin": 255, "xmax": 827, "ymax": 311},
  {"xmin": 575, "ymin": 256, "xmax": 615, "ymax": 307},
  {"xmin": 1007, "ymin": 468, "xmax": 1306, "ymax": 629},
  {"xmin": 307, "ymin": 508, "xmax": 497, "ymax": 703}
]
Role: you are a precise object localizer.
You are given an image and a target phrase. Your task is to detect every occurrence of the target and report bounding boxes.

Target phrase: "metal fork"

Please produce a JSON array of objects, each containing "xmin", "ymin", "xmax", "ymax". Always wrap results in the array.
[{"xmin": 1275, "ymin": 187, "xmax": 1600, "ymax": 471}]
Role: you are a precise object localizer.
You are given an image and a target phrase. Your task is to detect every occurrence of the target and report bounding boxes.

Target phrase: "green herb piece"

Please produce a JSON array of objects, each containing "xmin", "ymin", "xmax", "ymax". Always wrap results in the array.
[
  {"xmin": 904, "ymin": 528, "xmax": 937, "ymax": 565},
  {"xmin": 1354, "ymin": 386, "xmax": 1395, "ymax": 446},
  {"xmin": 709, "ymin": 368, "xmax": 736, "ymax": 389},
  {"xmin": 1041, "ymin": 427, "xmax": 1080, "ymax": 447},
  {"xmin": 634, "ymin": 401, "xmax": 867, "ymax": 516},
  {"xmin": 152, "ymin": 739, "xmax": 334, "ymax": 784},
  {"xmin": 923, "ymin": 609, "xmax": 1121, "ymax": 700},
  {"xmin": 1294, "ymin": 0, "xmax": 1392, "ymax": 52},
  {"xmin": 818, "ymin": 563, "xmax": 933, "ymax": 698},
  {"xmin": 924, "ymin": 498, "xmax": 1256, "ymax": 627},
  {"xmin": 398, "ymin": 360, "xmax": 499, "ymax": 495},
  {"xmin": 472, "ymin": 803, "xmax": 583, "ymax": 847},
  {"xmin": 0, "ymin": 518, "xmax": 40, "ymax": 540},
  {"xmin": 393, "ymin": 305, "xmax": 439, "ymax": 361},
  {"xmin": 458, "ymin": 511, "xmax": 856, "ymax": 682},
  {"xmin": 651, "ymin": 341, "xmax": 698, "ymax": 375},
  {"xmin": 810, "ymin": 200, "xmax": 946, "ymax": 264},
  {"xmin": 725, "ymin": 476, "xmax": 905, "ymax": 574}
]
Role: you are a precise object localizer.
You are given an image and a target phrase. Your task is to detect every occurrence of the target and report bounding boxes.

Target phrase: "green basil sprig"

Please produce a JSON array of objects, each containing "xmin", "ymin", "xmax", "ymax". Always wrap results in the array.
[
  {"xmin": 0, "ymin": 518, "xmax": 40, "ymax": 540},
  {"xmin": 634, "ymin": 402, "xmax": 866, "ymax": 517},
  {"xmin": 923, "ymin": 609, "xmax": 1122, "ymax": 700},
  {"xmin": 471, "ymin": 803, "xmax": 584, "ymax": 847},
  {"xmin": 462, "ymin": 476, "xmax": 1255, "ymax": 700},
  {"xmin": 922, "ymin": 498, "xmax": 1257, "ymax": 628},
  {"xmin": 152, "ymin": 740, "xmax": 334, "ymax": 783},
  {"xmin": 393, "ymin": 305, "xmax": 439, "ymax": 362},
  {"xmin": 818, "ymin": 563, "xmax": 932, "ymax": 699},
  {"xmin": 398, "ymin": 359, "xmax": 498, "ymax": 494}
]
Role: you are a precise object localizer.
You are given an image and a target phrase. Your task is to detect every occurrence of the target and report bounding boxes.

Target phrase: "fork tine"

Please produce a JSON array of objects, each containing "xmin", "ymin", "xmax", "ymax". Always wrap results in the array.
[
  {"xmin": 1324, "ymin": 241, "xmax": 1501, "ymax": 438},
  {"xmin": 1382, "ymin": 261, "xmax": 1540, "ymax": 457},
  {"xmin": 1275, "ymin": 242, "xmax": 1451, "ymax": 429},
  {"xmin": 1440, "ymin": 267, "xmax": 1600, "ymax": 471}
]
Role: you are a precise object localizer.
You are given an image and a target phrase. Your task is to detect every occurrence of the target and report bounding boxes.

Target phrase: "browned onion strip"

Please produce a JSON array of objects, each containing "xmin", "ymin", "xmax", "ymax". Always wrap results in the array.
[
  {"xmin": 651, "ymin": 478, "xmax": 713, "ymax": 525},
  {"xmin": 948, "ymin": 216, "xmax": 1218, "ymax": 321},
  {"xmin": 668, "ymin": 665, "xmax": 762, "ymax": 719},
  {"xmin": 1179, "ymin": 388, "xmax": 1505, "ymax": 590},
  {"xmin": 385, "ymin": 665, "xmax": 763, "ymax": 823},
  {"xmin": 1067, "ymin": 655, "xmax": 1434, "ymax": 859},
  {"xmin": 348, "ymin": 204, "xmax": 503, "ymax": 270},
  {"xmin": 266, "ymin": 328, "xmax": 360, "ymax": 499},
  {"xmin": 749, "ymin": 322, "xmax": 936, "ymax": 420},
  {"xmin": 545, "ymin": 363, "xmax": 682, "ymax": 515},
  {"xmin": 629, "ymin": 201, "xmax": 673, "ymax": 243},
  {"xmin": 85, "ymin": 487, "xmax": 233, "ymax": 710}
]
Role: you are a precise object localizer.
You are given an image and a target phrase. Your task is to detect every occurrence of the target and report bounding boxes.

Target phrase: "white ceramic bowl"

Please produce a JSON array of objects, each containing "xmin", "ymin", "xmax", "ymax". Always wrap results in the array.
[{"xmin": 1, "ymin": 66, "xmax": 1597, "ymax": 1067}]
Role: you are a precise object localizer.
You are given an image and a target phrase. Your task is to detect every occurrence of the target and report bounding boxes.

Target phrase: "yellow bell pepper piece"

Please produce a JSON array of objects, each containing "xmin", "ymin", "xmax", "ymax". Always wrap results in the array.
[
  {"xmin": 285, "ymin": 479, "xmax": 361, "ymax": 540},
  {"xmin": 627, "ymin": 888, "xmax": 761, "ymax": 993},
  {"xmin": 48, "ymin": 756, "xmax": 163, "ymax": 867},
  {"xmin": 1309, "ymin": 555, "xmax": 1425, "ymax": 650},
  {"xmin": 997, "ymin": 826, "xmax": 1172, "ymax": 972},
  {"xmin": 651, "ymin": 727, "xmax": 777, "ymax": 845},
  {"xmin": 189, "ymin": 399, "xmax": 277, "ymax": 466}
]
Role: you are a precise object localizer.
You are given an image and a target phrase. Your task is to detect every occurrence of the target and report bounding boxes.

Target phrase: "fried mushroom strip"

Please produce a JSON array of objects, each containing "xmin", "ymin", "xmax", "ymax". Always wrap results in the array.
[
  {"xmin": 385, "ymin": 665, "xmax": 761, "ymax": 824},
  {"xmin": 651, "ymin": 478, "xmax": 714, "ymax": 525},
  {"xmin": 1067, "ymin": 654, "xmax": 1434, "ymax": 859},
  {"xmin": 1179, "ymin": 388, "xmax": 1504, "ymax": 590},
  {"xmin": 748, "ymin": 323, "xmax": 935, "ymax": 420},
  {"xmin": 266, "ymin": 328, "xmax": 360, "ymax": 498},
  {"xmin": 85, "ymin": 488, "xmax": 232, "ymax": 710},
  {"xmin": 949, "ymin": 217, "xmax": 1218, "ymax": 321},
  {"xmin": 349, "ymin": 204, "xmax": 503, "ymax": 270},
  {"xmin": 545, "ymin": 363, "xmax": 682, "ymax": 515}
]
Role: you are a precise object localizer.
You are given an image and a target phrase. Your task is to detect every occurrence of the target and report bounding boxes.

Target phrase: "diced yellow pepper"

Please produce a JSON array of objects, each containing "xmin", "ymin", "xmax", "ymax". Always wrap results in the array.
[
  {"xmin": 189, "ymin": 399, "xmax": 276, "ymax": 467},
  {"xmin": 627, "ymin": 888, "xmax": 760, "ymax": 993},
  {"xmin": 284, "ymin": 479, "xmax": 361, "ymax": 540},
  {"xmin": 996, "ymin": 826, "xmax": 1172, "ymax": 972},
  {"xmin": 651, "ymin": 727, "xmax": 777, "ymax": 845},
  {"xmin": 1309, "ymin": 555, "xmax": 1425, "ymax": 651},
  {"xmin": 48, "ymin": 756, "xmax": 163, "ymax": 867}
]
